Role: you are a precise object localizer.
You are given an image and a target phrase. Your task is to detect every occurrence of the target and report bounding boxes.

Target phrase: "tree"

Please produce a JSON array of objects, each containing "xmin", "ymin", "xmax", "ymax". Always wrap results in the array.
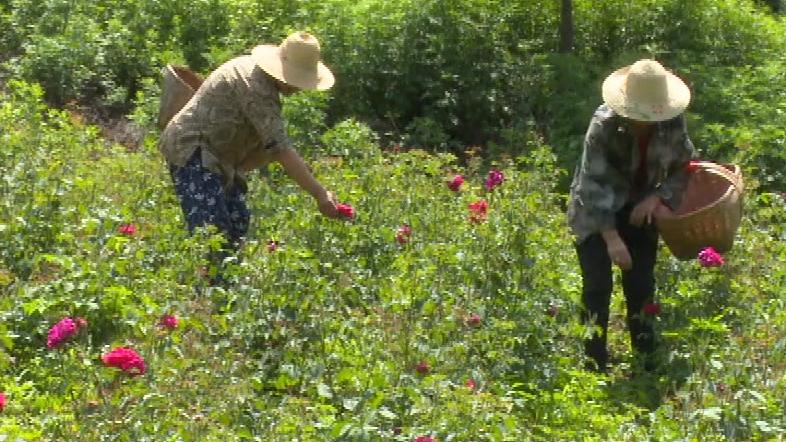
[{"xmin": 559, "ymin": 0, "xmax": 574, "ymax": 53}]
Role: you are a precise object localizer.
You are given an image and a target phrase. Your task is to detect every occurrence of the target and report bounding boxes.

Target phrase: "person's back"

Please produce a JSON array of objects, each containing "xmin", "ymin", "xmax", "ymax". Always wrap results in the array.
[{"xmin": 160, "ymin": 55, "xmax": 290, "ymax": 188}]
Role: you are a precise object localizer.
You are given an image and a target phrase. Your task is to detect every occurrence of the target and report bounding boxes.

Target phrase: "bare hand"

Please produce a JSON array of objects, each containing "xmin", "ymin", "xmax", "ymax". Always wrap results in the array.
[
  {"xmin": 317, "ymin": 191, "xmax": 340, "ymax": 218},
  {"xmin": 630, "ymin": 195, "xmax": 664, "ymax": 227},
  {"xmin": 605, "ymin": 235, "xmax": 633, "ymax": 271}
]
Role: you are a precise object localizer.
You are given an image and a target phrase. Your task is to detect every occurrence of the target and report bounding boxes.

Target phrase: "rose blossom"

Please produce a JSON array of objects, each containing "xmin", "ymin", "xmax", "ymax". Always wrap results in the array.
[
  {"xmin": 698, "ymin": 246, "xmax": 724, "ymax": 267},
  {"xmin": 118, "ymin": 223, "xmax": 137, "ymax": 236},
  {"xmin": 102, "ymin": 347, "xmax": 146, "ymax": 376},
  {"xmin": 466, "ymin": 313, "xmax": 482, "ymax": 327},
  {"xmin": 485, "ymin": 169, "xmax": 505, "ymax": 191},
  {"xmin": 337, "ymin": 203, "xmax": 355, "ymax": 219},
  {"xmin": 468, "ymin": 199, "xmax": 489, "ymax": 223},
  {"xmin": 0, "ymin": 392, "xmax": 6, "ymax": 412},
  {"xmin": 396, "ymin": 224, "xmax": 412, "ymax": 244},
  {"xmin": 158, "ymin": 315, "xmax": 178, "ymax": 330},
  {"xmin": 47, "ymin": 317, "xmax": 82, "ymax": 349},
  {"xmin": 415, "ymin": 361, "xmax": 430, "ymax": 375},
  {"xmin": 447, "ymin": 175, "xmax": 464, "ymax": 192},
  {"xmin": 466, "ymin": 378, "xmax": 477, "ymax": 391},
  {"xmin": 413, "ymin": 436, "xmax": 437, "ymax": 442}
]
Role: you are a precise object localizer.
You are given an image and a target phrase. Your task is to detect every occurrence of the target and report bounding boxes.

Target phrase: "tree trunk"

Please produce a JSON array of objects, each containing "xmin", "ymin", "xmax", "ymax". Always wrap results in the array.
[{"xmin": 559, "ymin": 0, "xmax": 574, "ymax": 53}]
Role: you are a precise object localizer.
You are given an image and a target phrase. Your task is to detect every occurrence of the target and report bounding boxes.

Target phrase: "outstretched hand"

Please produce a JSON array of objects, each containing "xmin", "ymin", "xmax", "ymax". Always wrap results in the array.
[{"xmin": 317, "ymin": 191, "xmax": 340, "ymax": 218}]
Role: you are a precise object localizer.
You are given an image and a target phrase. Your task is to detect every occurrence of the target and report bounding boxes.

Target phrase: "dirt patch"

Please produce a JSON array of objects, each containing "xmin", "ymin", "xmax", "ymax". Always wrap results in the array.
[{"xmin": 64, "ymin": 100, "xmax": 148, "ymax": 151}]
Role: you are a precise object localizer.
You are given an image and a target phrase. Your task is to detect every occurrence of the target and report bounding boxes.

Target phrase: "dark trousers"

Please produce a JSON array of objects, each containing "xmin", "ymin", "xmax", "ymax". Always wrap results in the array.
[{"xmin": 575, "ymin": 205, "xmax": 657, "ymax": 370}]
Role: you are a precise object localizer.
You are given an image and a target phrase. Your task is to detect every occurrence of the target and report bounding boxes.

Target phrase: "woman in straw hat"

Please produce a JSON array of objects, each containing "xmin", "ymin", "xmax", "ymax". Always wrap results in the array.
[
  {"xmin": 567, "ymin": 59, "xmax": 696, "ymax": 372},
  {"xmin": 159, "ymin": 32, "xmax": 342, "ymax": 284}
]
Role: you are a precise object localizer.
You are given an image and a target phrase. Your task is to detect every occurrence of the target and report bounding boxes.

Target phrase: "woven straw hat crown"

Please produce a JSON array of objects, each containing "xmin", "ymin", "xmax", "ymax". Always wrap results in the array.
[
  {"xmin": 602, "ymin": 59, "xmax": 690, "ymax": 122},
  {"xmin": 252, "ymin": 32, "xmax": 335, "ymax": 91}
]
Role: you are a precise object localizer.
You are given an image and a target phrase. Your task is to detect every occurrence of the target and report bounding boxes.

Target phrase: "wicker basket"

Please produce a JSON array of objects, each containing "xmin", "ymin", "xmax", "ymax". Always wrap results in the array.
[
  {"xmin": 657, "ymin": 162, "xmax": 744, "ymax": 260},
  {"xmin": 157, "ymin": 65, "xmax": 204, "ymax": 129}
]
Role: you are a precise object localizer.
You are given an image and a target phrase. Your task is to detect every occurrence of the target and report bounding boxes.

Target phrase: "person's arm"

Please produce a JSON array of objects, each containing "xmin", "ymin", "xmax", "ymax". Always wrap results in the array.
[
  {"xmin": 601, "ymin": 228, "xmax": 632, "ymax": 270},
  {"xmin": 570, "ymin": 108, "xmax": 632, "ymax": 268},
  {"xmin": 271, "ymin": 148, "xmax": 339, "ymax": 218},
  {"xmin": 572, "ymin": 113, "xmax": 629, "ymax": 237}
]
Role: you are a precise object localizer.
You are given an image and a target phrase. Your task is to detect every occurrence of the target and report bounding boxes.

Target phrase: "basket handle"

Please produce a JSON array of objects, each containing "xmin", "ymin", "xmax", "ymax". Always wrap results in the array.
[{"xmin": 696, "ymin": 162, "xmax": 743, "ymax": 192}]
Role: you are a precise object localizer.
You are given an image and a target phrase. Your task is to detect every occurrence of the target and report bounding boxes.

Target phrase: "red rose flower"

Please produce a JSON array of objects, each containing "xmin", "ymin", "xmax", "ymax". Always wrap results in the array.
[
  {"xmin": 158, "ymin": 315, "xmax": 178, "ymax": 330},
  {"xmin": 396, "ymin": 224, "xmax": 413, "ymax": 245},
  {"xmin": 468, "ymin": 199, "xmax": 489, "ymax": 223},
  {"xmin": 415, "ymin": 361, "xmax": 430, "ymax": 375},
  {"xmin": 0, "ymin": 392, "xmax": 6, "ymax": 412},
  {"xmin": 102, "ymin": 347, "xmax": 146, "ymax": 376},
  {"xmin": 118, "ymin": 223, "xmax": 137, "ymax": 236},
  {"xmin": 337, "ymin": 203, "xmax": 355, "ymax": 219},
  {"xmin": 447, "ymin": 175, "xmax": 465, "ymax": 192}
]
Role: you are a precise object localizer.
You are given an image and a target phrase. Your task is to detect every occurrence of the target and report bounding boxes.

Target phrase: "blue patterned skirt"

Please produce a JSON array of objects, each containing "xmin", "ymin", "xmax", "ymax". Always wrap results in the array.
[{"xmin": 168, "ymin": 148, "xmax": 250, "ymax": 247}]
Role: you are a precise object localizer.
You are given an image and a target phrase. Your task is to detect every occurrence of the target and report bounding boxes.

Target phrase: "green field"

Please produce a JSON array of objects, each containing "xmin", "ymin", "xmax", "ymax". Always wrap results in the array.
[{"xmin": 1, "ymin": 1, "xmax": 785, "ymax": 440}]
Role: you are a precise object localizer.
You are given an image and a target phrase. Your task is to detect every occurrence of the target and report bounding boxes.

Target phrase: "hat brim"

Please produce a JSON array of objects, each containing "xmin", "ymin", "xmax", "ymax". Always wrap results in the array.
[
  {"xmin": 602, "ymin": 66, "xmax": 690, "ymax": 122},
  {"xmin": 252, "ymin": 45, "xmax": 335, "ymax": 91}
]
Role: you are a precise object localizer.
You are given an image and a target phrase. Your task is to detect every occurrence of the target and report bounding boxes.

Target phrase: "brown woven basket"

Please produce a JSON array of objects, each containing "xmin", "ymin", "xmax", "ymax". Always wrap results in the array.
[
  {"xmin": 157, "ymin": 65, "xmax": 204, "ymax": 129},
  {"xmin": 657, "ymin": 162, "xmax": 744, "ymax": 260}
]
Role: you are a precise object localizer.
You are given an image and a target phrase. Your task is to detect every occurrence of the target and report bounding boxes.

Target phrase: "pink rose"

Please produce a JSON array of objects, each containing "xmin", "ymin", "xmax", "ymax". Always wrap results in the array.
[
  {"xmin": 47, "ymin": 317, "xmax": 80, "ymax": 349},
  {"xmin": 396, "ymin": 224, "xmax": 413, "ymax": 244},
  {"xmin": 102, "ymin": 347, "xmax": 146, "ymax": 376},
  {"xmin": 698, "ymin": 246, "xmax": 724, "ymax": 267},
  {"xmin": 413, "ymin": 436, "xmax": 437, "ymax": 442},
  {"xmin": 118, "ymin": 223, "xmax": 137, "ymax": 236},
  {"xmin": 337, "ymin": 203, "xmax": 355, "ymax": 219},
  {"xmin": 468, "ymin": 199, "xmax": 489, "ymax": 223},
  {"xmin": 0, "ymin": 392, "xmax": 6, "ymax": 412},
  {"xmin": 485, "ymin": 169, "xmax": 505, "ymax": 191},
  {"xmin": 466, "ymin": 378, "xmax": 477, "ymax": 391},
  {"xmin": 158, "ymin": 315, "xmax": 178, "ymax": 330},
  {"xmin": 447, "ymin": 175, "xmax": 464, "ymax": 192},
  {"xmin": 643, "ymin": 303, "xmax": 662, "ymax": 316},
  {"xmin": 466, "ymin": 313, "xmax": 482, "ymax": 327}
]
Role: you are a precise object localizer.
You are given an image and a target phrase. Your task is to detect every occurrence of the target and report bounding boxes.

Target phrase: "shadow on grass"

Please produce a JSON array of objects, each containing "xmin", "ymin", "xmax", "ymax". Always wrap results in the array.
[{"xmin": 603, "ymin": 348, "xmax": 693, "ymax": 411}]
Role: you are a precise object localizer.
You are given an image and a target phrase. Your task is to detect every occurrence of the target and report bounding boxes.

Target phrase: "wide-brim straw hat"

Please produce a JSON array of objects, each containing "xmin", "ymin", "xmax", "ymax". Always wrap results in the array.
[
  {"xmin": 252, "ymin": 32, "xmax": 335, "ymax": 91},
  {"xmin": 602, "ymin": 59, "xmax": 690, "ymax": 122}
]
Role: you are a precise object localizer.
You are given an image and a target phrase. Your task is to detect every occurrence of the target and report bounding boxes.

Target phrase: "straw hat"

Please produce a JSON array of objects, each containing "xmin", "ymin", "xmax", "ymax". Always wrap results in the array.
[
  {"xmin": 252, "ymin": 32, "xmax": 335, "ymax": 91},
  {"xmin": 602, "ymin": 59, "xmax": 690, "ymax": 122}
]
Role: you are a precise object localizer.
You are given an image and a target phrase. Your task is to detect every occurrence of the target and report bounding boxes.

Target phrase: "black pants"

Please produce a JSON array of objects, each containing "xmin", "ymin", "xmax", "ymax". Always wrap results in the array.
[{"xmin": 575, "ymin": 205, "xmax": 657, "ymax": 370}]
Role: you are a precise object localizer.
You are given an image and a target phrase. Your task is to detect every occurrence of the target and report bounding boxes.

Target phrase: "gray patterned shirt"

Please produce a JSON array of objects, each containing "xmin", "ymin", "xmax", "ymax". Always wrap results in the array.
[
  {"xmin": 567, "ymin": 104, "xmax": 695, "ymax": 242},
  {"xmin": 159, "ymin": 55, "xmax": 293, "ymax": 187}
]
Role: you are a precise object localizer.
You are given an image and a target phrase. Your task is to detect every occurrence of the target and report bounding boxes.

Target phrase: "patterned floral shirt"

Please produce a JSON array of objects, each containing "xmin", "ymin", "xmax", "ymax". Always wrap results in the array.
[
  {"xmin": 159, "ymin": 55, "xmax": 292, "ymax": 187},
  {"xmin": 567, "ymin": 104, "xmax": 695, "ymax": 242}
]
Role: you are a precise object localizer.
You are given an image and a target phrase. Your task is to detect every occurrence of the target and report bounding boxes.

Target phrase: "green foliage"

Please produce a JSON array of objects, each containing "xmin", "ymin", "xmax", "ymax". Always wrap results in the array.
[
  {"xmin": 3, "ymin": 0, "xmax": 786, "ymax": 190},
  {"xmin": 1, "ymin": 80, "xmax": 786, "ymax": 440},
  {"xmin": 1, "ymin": 1, "xmax": 786, "ymax": 439}
]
